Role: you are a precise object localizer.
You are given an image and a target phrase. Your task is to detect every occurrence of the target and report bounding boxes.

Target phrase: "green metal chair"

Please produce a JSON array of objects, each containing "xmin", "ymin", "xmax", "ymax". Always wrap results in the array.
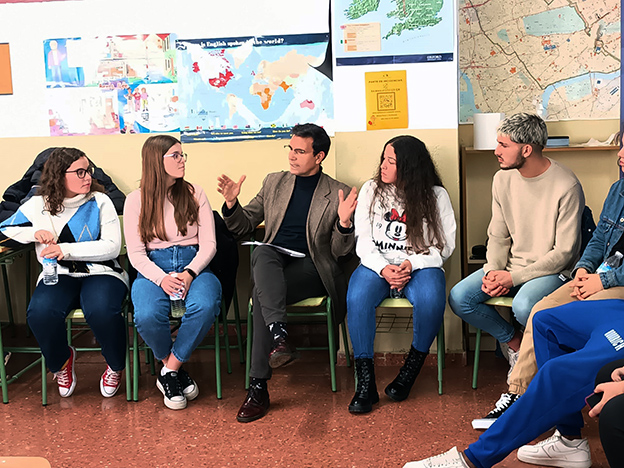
[
  {"xmin": 376, "ymin": 298, "xmax": 446, "ymax": 395},
  {"xmin": 245, "ymin": 295, "xmax": 351, "ymax": 392},
  {"xmin": 131, "ymin": 300, "xmax": 230, "ymax": 401},
  {"xmin": 0, "ymin": 245, "xmax": 37, "ymax": 404},
  {"xmin": 472, "ymin": 296, "xmax": 514, "ymax": 389},
  {"xmin": 41, "ymin": 307, "xmax": 132, "ymax": 405}
]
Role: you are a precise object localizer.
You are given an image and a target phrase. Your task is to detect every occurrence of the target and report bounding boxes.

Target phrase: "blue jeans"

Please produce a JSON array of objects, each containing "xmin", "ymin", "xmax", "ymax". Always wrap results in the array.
[
  {"xmin": 465, "ymin": 299, "xmax": 624, "ymax": 468},
  {"xmin": 131, "ymin": 245, "xmax": 221, "ymax": 362},
  {"xmin": 347, "ymin": 265, "xmax": 446, "ymax": 358},
  {"xmin": 448, "ymin": 268, "xmax": 566, "ymax": 342},
  {"xmin": 27, "ymin": 274, "xmax": 128, "ymax": 373}
]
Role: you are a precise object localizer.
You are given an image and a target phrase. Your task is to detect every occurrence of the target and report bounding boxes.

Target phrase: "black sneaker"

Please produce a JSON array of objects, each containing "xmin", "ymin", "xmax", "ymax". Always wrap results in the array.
[
  {"xmin": 177, "ymin": 367, "xmax": 199, "ymax": 401},
  {"xmin": 472, "ymin": 392, "xmax": 519, "ymax": 429},
  {"xmin": 156, "ymin": 371, "xmax": 187, "ymax": 410}
]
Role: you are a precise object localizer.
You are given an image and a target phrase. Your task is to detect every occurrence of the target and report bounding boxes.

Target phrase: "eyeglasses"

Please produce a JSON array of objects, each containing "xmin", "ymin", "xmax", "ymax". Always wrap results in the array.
[
  {"xmin": 65, "ymin": 165, "xmax": 94, "ymax": 179},
  {"xmin": 163, "ymin": 152, "xmax": 188, "ymax": 163},
  {"xmin": 284, "ymin": 145, "xmax": 312, "ymax": 156}
]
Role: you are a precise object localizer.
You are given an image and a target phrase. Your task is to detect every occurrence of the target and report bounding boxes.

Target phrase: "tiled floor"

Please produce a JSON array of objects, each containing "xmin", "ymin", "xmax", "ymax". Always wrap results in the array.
[{"xmin": 1, "ymin": 331, "xmax": 610, "ymax": 468}]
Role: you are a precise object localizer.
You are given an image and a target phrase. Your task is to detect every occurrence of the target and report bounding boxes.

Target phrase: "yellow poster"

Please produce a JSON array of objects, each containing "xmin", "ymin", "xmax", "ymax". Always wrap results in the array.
[{"xmin": 365, "ymin": 70, "xmax": 408, "ymax": 130}]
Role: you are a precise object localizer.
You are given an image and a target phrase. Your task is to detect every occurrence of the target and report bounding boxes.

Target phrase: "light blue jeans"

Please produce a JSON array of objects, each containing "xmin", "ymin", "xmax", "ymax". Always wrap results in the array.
[
  {"xmin": 347, "ymin": 265, "xmax": 446, "ymax": 358},
  {"xmin": 448, "ymin": 268, "xmax": 566, "ymax": 343},
  {"xmin": 131, "ymin": 245, "xmax": 221, "ymax": 362}
]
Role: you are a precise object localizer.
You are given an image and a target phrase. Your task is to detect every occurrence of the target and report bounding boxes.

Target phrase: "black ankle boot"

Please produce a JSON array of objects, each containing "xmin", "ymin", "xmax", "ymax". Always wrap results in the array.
[
  {"xmin": 385, "ymin": 346, "xmax": 428, "ymax": 402},
  {"xmin": 348, "ymin": 358, "xmax": 379, "ymax": 414}
]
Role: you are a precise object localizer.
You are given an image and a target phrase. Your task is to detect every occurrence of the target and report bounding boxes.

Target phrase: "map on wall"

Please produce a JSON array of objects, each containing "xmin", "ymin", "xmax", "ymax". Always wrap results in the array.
[
  {"xmin": 44, "ymin": 34, "xmax": 178, "ymax": 136},
  {"xmin": 176, "ymin": 34, "xmax": 333, "ymax": 142},
  {"xmin": 334, "ymin": 0, "xmax": 454, "ymax": 65},
  {"xmin": 459, "ymin": 0, "xmax": 621, "ymax": 122}
]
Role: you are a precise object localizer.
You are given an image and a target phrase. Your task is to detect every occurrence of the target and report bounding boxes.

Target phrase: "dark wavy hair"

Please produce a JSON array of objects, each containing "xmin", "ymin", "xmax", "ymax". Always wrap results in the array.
[
  {"xmin": 138, "ymin": 135, "xmax": 199, "ymax": 244},
  {"xmin": 37, "ymin": 147, "xmax": 104, "ymax": 216},
  {"xmin": 371, "ymin": 135, "xmax": 445, "ymax": 253}
]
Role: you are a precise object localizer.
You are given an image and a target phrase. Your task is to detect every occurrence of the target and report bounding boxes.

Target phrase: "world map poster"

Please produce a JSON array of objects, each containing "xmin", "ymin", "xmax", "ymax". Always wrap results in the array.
[{"xmin": 176, "ymin": 33, "xmax": 333, "ymax": 142}]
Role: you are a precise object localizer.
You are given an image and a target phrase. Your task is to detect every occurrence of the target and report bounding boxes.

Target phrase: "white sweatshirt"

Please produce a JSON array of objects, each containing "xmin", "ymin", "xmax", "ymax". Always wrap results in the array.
[
  {"xmin": 354, "ymin": 180, "xmax": 456, "ymax": 276},
  {"xmin": 0, "ymin": 192, "xmax": 128, "ymax": 286}
]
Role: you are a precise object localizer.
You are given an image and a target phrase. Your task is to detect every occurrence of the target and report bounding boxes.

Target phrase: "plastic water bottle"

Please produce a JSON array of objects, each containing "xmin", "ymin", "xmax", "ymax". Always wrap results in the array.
[
  {"xmin": 389, "ymin": 256, "xmax": 406, "ymax": 299},
  {"xmin": 597, "ymin": 251, "xmax": 623, "ymax": 273},
  {"xmin": 42, "ymin": 257, "xmax": 58, "ymax": 285},
  {"xmin": 169, "ymin": 273, "xmax": 186, "ymax": 318}
]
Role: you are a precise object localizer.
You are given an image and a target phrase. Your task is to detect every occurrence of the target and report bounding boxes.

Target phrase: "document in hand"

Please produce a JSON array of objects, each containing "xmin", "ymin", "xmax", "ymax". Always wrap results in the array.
[{"xmin": 241, "ymin": 241, "xmax": 305, "ymax": 258}]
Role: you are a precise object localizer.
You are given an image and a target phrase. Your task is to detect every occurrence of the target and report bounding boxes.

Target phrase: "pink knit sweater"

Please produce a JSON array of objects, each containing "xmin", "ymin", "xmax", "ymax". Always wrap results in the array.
[{"xmin": 123, "ymin": 184, "xmax": 216, "ymax": 286}]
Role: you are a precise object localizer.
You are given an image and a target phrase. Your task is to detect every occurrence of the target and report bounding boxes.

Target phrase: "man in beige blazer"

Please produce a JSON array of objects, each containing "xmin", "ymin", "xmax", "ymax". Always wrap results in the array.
[{"xmin": 217, "ymin": 123, "xmax": 357, "ymax": 423}]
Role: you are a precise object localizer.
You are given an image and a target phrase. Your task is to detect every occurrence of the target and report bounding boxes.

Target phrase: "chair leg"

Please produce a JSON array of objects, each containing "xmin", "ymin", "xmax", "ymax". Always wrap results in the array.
[
  {"xmin": 245, "ymin": 301, "xmax": 253, "ymax": 390},
  {"xmin": 133, "ymin": 325, "xmax": 140, "ymax": 402},
  {"xmin": 148, "ymin": 348, "xmax": 156, "ymax": 375},
  {"xmin": 66, "ymin": 318, "xmax": 72, "ymax": 345},
  {"xmin": 125, "ymin": 312, "xmax": 131, "ymax": 402},
  {"xmin": 325, "ymin": 297, "xmax": 337, "ymax": 392},
  {"xmin": 41, "ymin": 355, "xmax": 47, "ymax": 406},
  {"xmin": 437, "ymin": 322, "xmax": 445, "ymax": 395},
  {"xmin": 472, "ymin": 328, "xmax": 482, "ymax": 389},
  {"xmin": 221, "ymin": 303, "xmax": 232, "ymax": 374},
  {"xmin": 0, "ymin": 328, "xmax": 8, "ymax": 404},
  {"xmin": 214, "ymin": 313, "xmax": 222, "ymax": 399},
  {"xmin": 232, "ymin": 288, "xmax": 244, "ymax": 364},
  {"xmin": 1, "ymin": 264, "xmax": 15, "ymax": 335},
  {"xmin": 340, "ymin": 322, "xmax": 351, "ymax": 368}
]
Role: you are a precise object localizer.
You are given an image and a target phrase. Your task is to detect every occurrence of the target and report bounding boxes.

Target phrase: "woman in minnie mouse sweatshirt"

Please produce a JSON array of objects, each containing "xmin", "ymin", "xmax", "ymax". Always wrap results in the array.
[{"xmin": 346, "ymin": 135, "xmax": 456, "ymax": 414}]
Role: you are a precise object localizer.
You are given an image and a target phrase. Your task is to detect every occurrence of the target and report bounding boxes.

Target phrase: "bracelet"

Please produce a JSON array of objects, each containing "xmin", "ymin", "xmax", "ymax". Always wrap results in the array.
[{"xmin": 184, "ymin": 268, "xmax": 197, "ymax": 279}]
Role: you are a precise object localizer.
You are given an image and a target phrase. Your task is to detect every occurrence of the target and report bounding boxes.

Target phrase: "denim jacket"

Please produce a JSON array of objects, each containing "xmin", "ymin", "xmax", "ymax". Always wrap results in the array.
[{"xmin": 575, "ymin": 179, "xmax": 624, "ymax": 289}]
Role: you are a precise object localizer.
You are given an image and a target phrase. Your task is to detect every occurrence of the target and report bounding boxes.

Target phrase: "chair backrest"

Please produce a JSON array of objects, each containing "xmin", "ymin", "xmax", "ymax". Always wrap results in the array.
[{"xmin": 580, "ymin": 205, "xmax": 596, "ymax": 257}]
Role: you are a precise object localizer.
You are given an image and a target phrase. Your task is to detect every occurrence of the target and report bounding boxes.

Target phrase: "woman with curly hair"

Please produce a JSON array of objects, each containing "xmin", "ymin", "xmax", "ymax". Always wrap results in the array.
[
  {"xmin": 0, "ymin": 148, "xmax": 129, "ymax": 398},
  {"xmin": 124, "ymin": 135, "xmax": 221, "ymax": 410},
  {"xmin": 346, "ymin": 135, "xmax": 456, "ymax": 413}
]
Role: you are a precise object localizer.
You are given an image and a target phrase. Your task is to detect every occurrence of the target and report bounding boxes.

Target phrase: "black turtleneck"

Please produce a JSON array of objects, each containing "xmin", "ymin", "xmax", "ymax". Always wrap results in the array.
[{"xmin": 271, "ymin": 171, "xmax": 322, "ymax": 255}]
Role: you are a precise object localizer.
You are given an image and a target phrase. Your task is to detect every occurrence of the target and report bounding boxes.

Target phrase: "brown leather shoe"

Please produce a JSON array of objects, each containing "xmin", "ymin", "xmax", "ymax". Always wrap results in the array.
[
  {"xmin": 236, "ymin": 386, "xmax": 270, "ymax": 423},
  {"xmin": 268, "ymin": 337, "xmax": 299, "ymax": 368}
]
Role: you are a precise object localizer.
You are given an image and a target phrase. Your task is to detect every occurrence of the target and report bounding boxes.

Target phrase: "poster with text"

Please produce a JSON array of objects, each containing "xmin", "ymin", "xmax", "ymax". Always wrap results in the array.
[
  {"xmin": 365, "ymin": 70, "xmax": 408, "ymax": 130},
  {"xmin": 334, "ymin": 0, "xmax": 454, "ymax": 65},
  {"xmin": 176, "ymin": 33, "xmax": 333, "ymax": 142}
]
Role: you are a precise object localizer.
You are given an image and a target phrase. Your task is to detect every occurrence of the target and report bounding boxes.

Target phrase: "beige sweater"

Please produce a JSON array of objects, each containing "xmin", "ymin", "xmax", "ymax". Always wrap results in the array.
[{"xmin": 483, "ymin": 158, "xmax": 585, "ymax": 286}]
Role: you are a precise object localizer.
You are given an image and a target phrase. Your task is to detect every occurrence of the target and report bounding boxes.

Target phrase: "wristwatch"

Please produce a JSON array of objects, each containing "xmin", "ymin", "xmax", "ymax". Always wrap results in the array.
[{"xmin": 183, "ymin": 268, "xmax": 197, "ymax": 279}]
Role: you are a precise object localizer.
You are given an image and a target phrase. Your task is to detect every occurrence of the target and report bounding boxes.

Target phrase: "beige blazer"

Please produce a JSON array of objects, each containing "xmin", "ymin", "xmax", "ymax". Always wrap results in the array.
[{"xmin": 224, "ymin": 171, "xmax": 355, "ymax": 324}]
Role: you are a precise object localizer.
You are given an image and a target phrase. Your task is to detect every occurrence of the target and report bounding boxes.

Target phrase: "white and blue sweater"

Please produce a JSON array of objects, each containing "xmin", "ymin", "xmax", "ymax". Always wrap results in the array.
[{"xmin": 0, "ymin": 192, "xmax": 128, "ymax": 286}]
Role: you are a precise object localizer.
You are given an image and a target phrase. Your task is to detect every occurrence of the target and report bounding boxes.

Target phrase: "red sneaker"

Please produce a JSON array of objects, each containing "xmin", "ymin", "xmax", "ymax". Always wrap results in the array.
[
  {"xmin": 100, "ymin": 365, "xmax": 122, "ymax": 398},
  {"xmin": 53, "ymin": 346, "xmax": 76, "ymax": 397}
]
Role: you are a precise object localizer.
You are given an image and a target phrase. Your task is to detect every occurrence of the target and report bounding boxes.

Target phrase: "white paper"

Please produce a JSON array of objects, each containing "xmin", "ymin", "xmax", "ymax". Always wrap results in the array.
[{"xmin": 241, "ymin": 241, "xmax": 305, "ymax": 258}]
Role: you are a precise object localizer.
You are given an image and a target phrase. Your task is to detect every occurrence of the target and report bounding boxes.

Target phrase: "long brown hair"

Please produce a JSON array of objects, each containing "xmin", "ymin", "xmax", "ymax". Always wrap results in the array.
[
  {"xmin": 371, "ymin": 136, "xmax": 445, "ymax": 253},
  {"xmin": 37, "ymin": 147, "xmax": 104, "ymax": 216},
  {"xmin": 138, "ymin": 135, "xmax": 199, "ymax": 243}
]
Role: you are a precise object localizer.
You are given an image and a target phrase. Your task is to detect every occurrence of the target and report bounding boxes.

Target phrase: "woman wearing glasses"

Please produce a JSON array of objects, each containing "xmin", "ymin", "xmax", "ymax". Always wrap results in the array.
[
  {"xmin": 0, "ymin": 147, "xmax": 129, "ymax": 399},
  {"xmin": 124, "ymin": 135, "xmax": 221, "ymax": 410}
]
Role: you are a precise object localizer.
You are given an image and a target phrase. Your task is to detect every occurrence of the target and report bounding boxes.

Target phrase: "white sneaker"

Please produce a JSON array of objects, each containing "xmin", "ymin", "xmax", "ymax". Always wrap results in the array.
[
  {"xmin": 517, "ymin": 430, "xmax": 592, "ymax": 468},
  {"xmin": 472, "ymin": 392, "xmax": 520, "ymax": 429},
  {"xmin": 499, "ymin": 341, "xmax": 520, "ymax": 384},
  {"xmin": 403, "ymin": 447, "xmax": 469, "ymax": 468}
]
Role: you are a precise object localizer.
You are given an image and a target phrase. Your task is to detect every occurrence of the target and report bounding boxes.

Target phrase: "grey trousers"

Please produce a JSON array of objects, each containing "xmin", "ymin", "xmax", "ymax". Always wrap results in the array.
[{"xmin": 250, "ymin": 245, "xmax": 326, "ymax": 380}]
